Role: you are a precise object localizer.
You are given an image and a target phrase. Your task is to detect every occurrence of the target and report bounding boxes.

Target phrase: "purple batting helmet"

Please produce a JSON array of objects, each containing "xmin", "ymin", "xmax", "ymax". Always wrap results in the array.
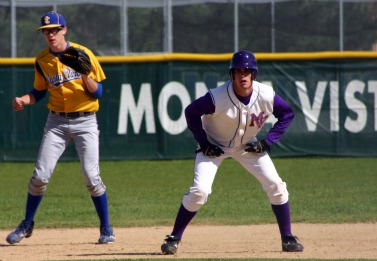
[{"xmin": 229, "ymin": 50, "xmax": 258, "ymax": 79}]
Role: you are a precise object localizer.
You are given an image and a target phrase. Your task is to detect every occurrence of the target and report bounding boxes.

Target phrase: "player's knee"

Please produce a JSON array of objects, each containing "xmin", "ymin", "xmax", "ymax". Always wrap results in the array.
[
  {"xmin": 264, "ymin": 181, "xmax": 289, "ymax": 205},
  {"xmin": 28, "ymin": 177, "xmax": 48, "ymax": 195},
  {"xmin": 86, "ymin": 181, "xmax": 106, "ymax": 197},
  {"xmin": 182, "ymin": 186, "xmax": 211, "ymax": 212}
]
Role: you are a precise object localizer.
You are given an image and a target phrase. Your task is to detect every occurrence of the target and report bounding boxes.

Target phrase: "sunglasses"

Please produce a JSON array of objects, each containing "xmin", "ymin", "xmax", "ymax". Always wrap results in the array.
[{"xmin": 41, "ymin": 27, "xmax": 63, "ymax": 36}]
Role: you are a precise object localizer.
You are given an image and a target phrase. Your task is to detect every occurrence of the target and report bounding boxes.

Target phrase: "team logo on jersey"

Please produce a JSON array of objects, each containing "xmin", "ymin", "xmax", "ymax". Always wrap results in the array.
[
  {"xmin": 46, "ymin": 68, "xmax": 82, "ymax": 87},
  {"xmin": 44, "ymin": 16, "xmax": 51, "ymax": 25},
  {"xmin": 250, "ymin": 112, "xmax": 268, "ymax": 128}
]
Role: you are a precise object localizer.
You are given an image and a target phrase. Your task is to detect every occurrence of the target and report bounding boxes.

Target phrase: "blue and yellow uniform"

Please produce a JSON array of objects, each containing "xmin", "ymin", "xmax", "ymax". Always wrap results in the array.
[
  {"xmin": 7, "ymin": 11, "xmax": 115, "ymax": 246},
  {"xmin": 34, "ymin": 42, "xmax": 105, "ymax": 112}
]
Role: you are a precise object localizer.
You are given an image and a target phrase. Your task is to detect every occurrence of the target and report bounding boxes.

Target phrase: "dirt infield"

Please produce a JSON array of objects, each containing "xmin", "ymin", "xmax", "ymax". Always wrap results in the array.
[{"xmin": 0, "ymin": 223, "xmax": 376, "ymax": 261}]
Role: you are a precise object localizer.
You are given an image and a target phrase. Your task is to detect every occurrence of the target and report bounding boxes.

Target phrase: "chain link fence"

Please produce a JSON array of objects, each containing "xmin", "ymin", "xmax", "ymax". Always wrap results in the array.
[{"xmin": 1, "ymin": 0, "xmax": 377, "ymax": 57}]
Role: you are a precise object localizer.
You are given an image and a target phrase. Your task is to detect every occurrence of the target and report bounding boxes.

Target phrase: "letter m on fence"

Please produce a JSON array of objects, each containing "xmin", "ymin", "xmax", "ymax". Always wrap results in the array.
[{"xmin": 117, "ymin": 83, "xmax": 156, "ymax": 134}]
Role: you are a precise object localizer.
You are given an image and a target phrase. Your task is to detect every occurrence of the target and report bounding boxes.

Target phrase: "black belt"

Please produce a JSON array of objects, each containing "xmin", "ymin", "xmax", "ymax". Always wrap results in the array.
[{"xmin": 50, "ymin": 111, "xmax": 94, "ymax": 118}]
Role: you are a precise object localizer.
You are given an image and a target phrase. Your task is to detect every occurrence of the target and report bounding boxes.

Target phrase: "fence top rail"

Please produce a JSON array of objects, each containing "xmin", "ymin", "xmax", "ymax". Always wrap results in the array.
[
  {"xmin": 1, "ymin": 0, "xmax": 376, "ymax": 7},
  {"xmin": 2, "ymin": 51, "xmax": 377, "ymax": 65}
]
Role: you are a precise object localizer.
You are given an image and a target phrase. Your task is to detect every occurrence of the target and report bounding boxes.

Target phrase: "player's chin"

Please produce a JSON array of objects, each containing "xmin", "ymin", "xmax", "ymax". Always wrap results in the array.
[{"xmin": 241, "ymin": 82, "xmax": 251, "ymax": 88}]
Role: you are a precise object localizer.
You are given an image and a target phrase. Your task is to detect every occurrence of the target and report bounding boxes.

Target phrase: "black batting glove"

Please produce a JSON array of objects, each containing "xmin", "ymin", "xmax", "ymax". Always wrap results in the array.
[
  {"xmin": 199, "ymin": 141, "xmax": 224, "ymax": 158},
  {"xmin": 245, "ymin": 139, "xmax": 270, "ymax": 154}
]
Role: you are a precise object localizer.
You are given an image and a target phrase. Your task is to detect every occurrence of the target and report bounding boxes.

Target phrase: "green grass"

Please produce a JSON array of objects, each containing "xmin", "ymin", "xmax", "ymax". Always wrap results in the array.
[
  {"xmin": 0, "ymin": 157, "xmax": 376, "ymax": 229},
  {"xmin": 1, "ymin": 157, "xmax": 376, "ymax": 261}
]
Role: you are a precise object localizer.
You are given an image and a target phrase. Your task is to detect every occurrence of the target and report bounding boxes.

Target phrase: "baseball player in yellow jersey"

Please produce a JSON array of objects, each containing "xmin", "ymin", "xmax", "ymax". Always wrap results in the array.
[{"xmin": 7, "ymin": 11, "xmax": 115, "ymax": 244}]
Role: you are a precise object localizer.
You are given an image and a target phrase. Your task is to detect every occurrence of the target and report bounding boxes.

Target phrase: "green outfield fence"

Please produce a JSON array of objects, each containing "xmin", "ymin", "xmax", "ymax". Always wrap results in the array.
[{"xmin": 1, "ymin": 52, "xmax": 377, "ymax": 161}]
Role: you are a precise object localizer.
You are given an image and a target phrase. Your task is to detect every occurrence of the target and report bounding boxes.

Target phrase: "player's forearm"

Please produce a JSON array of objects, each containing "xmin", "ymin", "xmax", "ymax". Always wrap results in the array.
[
  {"xmin": 264, "ymin": 112, "xmax": 293, "ymax": 146},
  {"xmin": 13, "ymin": 93, "xmax": 35, "ymax": 111},
  {"xmin": 185, "ymin": 93, "xmax": 215, "ymax": 146},
  {"xmin": 20, "ymin": 93, "xmax": 35, "ymax": 105},
  {"xmin": 82, "ymin": 75, "xmax": 103, "ymax": 98},
  {"xmin": 81, "ymin": 75, "xmax": 98, "ymax": 93},
  {"xmin": 265, "ymin": 95, "xmax": 294, "ymax": 145}
]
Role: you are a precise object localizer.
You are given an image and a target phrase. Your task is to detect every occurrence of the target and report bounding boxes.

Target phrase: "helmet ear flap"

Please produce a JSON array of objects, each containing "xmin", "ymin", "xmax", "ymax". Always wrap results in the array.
[
  {"xmin": 252, "ymin": 70, "xmax": 257, "ymax": 80},
  {"xmin": 229, "ymin": 69, "xmax": 234, "ymax": 80}
]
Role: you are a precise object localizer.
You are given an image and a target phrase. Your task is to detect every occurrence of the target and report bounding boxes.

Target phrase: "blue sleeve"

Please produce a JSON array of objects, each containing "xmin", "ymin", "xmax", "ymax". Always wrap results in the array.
[
  {"xmin": 90, "ymin": 82, "xmax": 103, "ymax": 98},
  {"xmin": 29, "ymin": 88, "xmax": 47, "ymax": 103}
]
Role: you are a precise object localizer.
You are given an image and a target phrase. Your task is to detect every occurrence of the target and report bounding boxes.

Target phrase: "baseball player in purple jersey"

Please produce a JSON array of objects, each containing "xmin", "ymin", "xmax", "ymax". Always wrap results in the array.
[
  {"xmin": 6, "ymin": 11, "xmax": 114, "ymax": 244},
  {"xmin": 161, "ymin": 50, "xmax": 304, "ymax": 254}
]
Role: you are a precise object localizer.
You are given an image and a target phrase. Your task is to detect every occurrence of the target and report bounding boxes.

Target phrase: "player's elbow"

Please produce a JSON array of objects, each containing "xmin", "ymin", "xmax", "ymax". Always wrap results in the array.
[{"xmin": 90, "ymin": 82, "xmax": 103, "ymax": 98}]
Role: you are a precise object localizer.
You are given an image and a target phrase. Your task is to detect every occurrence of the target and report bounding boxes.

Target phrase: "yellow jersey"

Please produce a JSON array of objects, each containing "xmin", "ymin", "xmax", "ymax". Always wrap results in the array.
[{"xmin": 33, "ymin": 42, "xmax": 106, "ymax": 112}]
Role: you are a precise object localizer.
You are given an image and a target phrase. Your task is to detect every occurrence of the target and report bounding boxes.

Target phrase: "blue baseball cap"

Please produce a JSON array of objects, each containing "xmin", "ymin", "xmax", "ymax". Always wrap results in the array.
[{"xmin": 38, "ymin": 11, "xmax": 66, "ymax": 30}]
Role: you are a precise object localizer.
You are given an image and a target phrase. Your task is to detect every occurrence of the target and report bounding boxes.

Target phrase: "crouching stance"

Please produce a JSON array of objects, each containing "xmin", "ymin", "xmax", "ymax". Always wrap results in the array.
[{"xmin": 161, "ymin": 50, "xmax": 303, "ymax": 254}]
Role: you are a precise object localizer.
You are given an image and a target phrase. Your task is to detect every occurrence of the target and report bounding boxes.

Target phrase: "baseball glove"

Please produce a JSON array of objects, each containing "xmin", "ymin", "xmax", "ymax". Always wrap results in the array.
[
  {"xmin": 58, "ymin": 46, "xmax": 92, "ymax": 75},
  {"xmin": 197, "ymin": 141, "xmax": 224, "ymax": 158},
  {"xmin": 245, "ymin": 139, "xmax": 270, "ymax": 154}
]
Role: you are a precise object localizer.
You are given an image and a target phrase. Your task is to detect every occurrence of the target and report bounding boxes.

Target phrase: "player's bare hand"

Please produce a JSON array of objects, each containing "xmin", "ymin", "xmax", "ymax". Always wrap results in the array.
[{"xmin": 13, "ymin": 97, "xmax": 24, "ymax": 111}]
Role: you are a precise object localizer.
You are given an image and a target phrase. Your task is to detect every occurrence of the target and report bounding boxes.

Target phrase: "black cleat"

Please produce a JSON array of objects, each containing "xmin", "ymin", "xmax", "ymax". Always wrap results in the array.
[
  {"xmin": 282, "ymin": 234, "xmax": 304, "ymax": 252},
  {"xmin": 161, "ymin": 235, "xmax": 180, "ymax": 254}
]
